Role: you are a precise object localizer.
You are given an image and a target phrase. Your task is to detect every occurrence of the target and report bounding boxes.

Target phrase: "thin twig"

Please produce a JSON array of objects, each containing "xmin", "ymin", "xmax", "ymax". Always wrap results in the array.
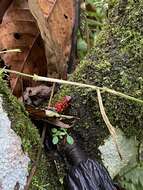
[
  {"xmin": 25, "ymin": 125, "xmax": 47, "ymax": 190},
  {"xmin": 3, "ymin": 69, "xmax": 143, "ymax": 105},
  {"xmin": 0, "ymin": 49, "xmax": 21, "ymax": 54},
  {"xmin": 48, "ymin": 83, "xmax": 55, "ymax": 107},
  {"xmin": 97, "ymin": 89, "xmax": 122, "ymax": 160}
]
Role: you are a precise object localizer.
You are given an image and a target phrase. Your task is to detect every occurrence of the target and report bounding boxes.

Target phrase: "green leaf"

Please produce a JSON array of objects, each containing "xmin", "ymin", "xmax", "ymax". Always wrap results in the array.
[
  {"xmin": 52, "ymin": 128, "xmax": 57, "ymax": 133},
  {"xmin": 56, "ymin": 131, "xmax": 62, "ymax": 136},
  {"xmin": 52, "ymin": 136, "xmax": 59, "ymax": 144},
  {"xmin": 66, "ymin": 135, "xmax": 74, "ymax": 145},
  {"xmin": 59, "ymin": 135, "xmax": 63, "ymax": 139},
  {"xmin": 58, "ymin": 132, "xmax": 66, "ymax": 136},
  {"xmin": 120, "ymin": 164, "xmax": 143, "ymax": 190},
  {"xmin": 61, "ymin": 128, "xmax": 67, "ymax": 132}
]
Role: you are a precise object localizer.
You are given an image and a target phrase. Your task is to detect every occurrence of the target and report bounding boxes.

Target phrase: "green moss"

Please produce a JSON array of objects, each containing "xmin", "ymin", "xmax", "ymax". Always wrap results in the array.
[
  {"xmin": 1, "ymin": 0, "xmax": 143, "ymax": 189},
  {"xmin": 0, "ymin": 77, "xmax": 40, "ymax": 154},
  {"xmin": 31, "ymin": 152, "xmax": 64, "ymax": 190},
  {"xmin": 55, "ymin": 0, "xmax": 143, "ymax": 159},
  {"xmin": 53, "ymin": 2, "xmax": 143, "ymax": 188},
  {"xmin": 0, "ymin": 77, "xmax": 64, "ymax": 189}
]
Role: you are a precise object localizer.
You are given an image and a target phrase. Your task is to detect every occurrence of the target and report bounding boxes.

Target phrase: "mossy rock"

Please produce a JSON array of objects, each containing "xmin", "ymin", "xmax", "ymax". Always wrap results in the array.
[
  {"xmin": 56, "ymin": 0, "xmax": 143, "ymax": 155},
  {"xmin": 54, "ymin": 0, "xmax": 143, "ymax": 188},
  {"xmin": 1, "ymin": 0, "xmax": 143, "ymax": 189}
]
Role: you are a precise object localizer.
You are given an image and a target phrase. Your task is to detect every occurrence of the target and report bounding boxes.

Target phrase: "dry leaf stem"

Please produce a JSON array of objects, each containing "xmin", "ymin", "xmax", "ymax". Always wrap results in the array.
[
  {"xmin": 48, "ymin": 82, "xmax": 56, "ymax": 107},
  {"xmin": 0, "ymin": 49, "xmax": 21, "ymax": 54},
  {"xmin": 3, "ymin": 69, "xmax": 143, "ymax": 105},
  {"xmin": 24, "ymin": 125, "xmax": 47, "ymax": 190},
  {"xmin": 97, "ymin": 89, "xmax": 122, "ymax": 160}
]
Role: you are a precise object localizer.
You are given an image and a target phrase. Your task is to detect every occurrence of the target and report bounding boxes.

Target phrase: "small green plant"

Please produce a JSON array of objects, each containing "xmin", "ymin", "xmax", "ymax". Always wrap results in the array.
[{"xmin": 52, "ymin": 128, "xmax": 74, "ymax": 145}]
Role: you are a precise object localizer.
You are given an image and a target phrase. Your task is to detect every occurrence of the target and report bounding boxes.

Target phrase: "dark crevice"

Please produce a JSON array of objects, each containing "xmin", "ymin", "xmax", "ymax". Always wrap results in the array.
[
  {"xmin": 64, "ymin": 14, "xmax": 68, "ymax": 19},
  {"xmin": 13, "ymin": 32, "xmax": 21, "ymax": 40}
]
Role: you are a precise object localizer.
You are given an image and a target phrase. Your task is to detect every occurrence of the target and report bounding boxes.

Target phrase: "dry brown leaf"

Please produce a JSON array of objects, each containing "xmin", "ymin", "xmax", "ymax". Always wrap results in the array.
[
  {"xmin": 97, "ymin": 89, "xmax": 122, "ymax": 160},
  {"xmin": 23, "ymin": 85, "xmax": 52, "ymax": 106},
  {"xmin": 0, "ymin": 0, "xmax": 47, "ymax": 97},
  {"xmin": 0, "ymin": 0, "xmax": 13, "ymax": 23},
  {"xmin": 47, "ymin": 118, "xmax": 71, "ymax": 128},
  {"xmin": 28, "ymin": 0, "xmax": 76, "ymax": 79}
]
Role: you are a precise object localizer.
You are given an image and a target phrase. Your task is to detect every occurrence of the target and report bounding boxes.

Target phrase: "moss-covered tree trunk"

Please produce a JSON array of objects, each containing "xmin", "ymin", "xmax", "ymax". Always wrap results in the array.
[
  {"xmin": 54, "ymin": 0, "xmax": 143, "ymax": 189},
  {"xmin": 1, "ymin": 0, "xmax": 143, "ymax": 190},
  {"xmin": 0, "ymin": 78, "xmax": 64, "ymax": 190}
]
